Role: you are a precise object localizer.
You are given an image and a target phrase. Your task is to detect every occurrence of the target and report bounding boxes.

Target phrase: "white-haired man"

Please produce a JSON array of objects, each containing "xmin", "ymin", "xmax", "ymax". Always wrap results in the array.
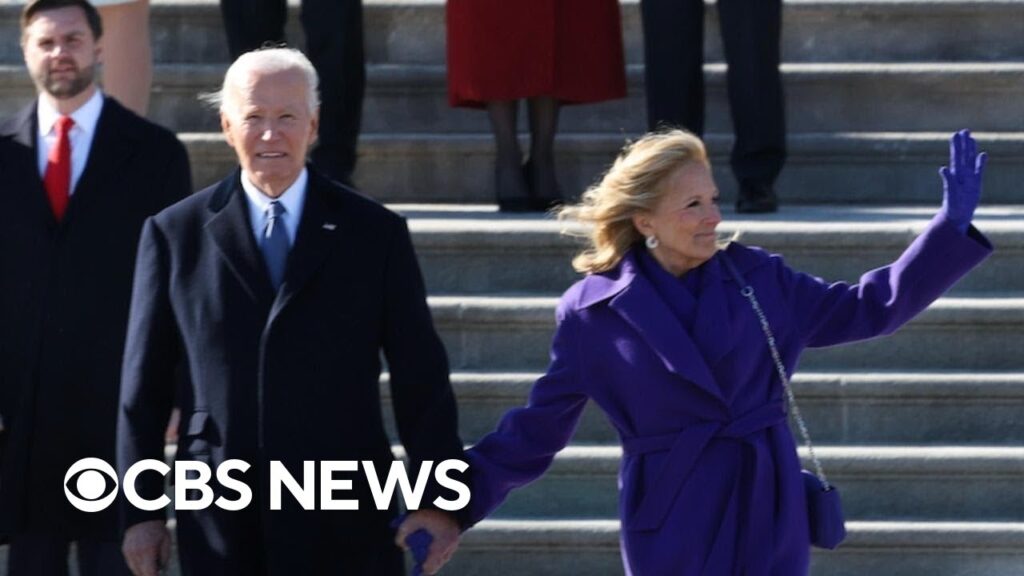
[{"xmin": 118, "ymin": 48, "xmax": 465, "ymax": 576}]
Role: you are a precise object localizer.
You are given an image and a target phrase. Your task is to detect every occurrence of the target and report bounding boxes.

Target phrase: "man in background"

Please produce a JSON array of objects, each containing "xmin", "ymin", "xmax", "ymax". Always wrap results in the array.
[
  {"xmin": 0, "ymin": 0, "xmax": 191, "ymax": 573},
  {"xmin": 641, "ymin": 0, "xmax": 786, "ymax": 213}
]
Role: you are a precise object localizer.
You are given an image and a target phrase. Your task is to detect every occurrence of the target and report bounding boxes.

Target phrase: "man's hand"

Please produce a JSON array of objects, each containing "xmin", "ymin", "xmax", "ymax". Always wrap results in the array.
[
  {"xmin": 940, "ymin": 129, "xmax": 987, "ymax": 231},
  {"xmin": 123, "ymin": 519, "xmax": 171, "ymax": 576},
  {"xmin": 395, "ymin": 509, "xmax": 461, "ymax": 575}
]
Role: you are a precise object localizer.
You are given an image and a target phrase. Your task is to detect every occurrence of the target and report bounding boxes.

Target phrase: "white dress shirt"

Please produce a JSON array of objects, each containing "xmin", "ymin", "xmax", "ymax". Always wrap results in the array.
[
  {"xmin": 241, "ymin": 168, "xmax": 308, "ymax": 247},
  {"xmin": 36, "ymin": 89, "xmax": 105, "ymax": 195}
]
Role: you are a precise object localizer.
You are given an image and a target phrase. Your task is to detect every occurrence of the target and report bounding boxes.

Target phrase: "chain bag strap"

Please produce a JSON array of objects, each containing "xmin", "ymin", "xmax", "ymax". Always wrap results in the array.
[{"xmin": 719, "ymin": 251, "xmax": 847, "ymax": 549}]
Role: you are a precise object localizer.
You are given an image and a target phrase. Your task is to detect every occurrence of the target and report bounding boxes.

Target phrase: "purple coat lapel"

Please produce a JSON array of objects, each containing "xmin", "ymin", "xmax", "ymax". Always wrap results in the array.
[{"xmin": 580, "ymin": 250, "xmax": 729, "ymax": 407}]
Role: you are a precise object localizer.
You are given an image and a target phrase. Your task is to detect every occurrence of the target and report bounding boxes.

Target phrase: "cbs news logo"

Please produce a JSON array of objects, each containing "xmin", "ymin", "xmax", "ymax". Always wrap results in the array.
[{"xmin": 65, "ymin": 457, "xmax": 470, "ymax": 512}]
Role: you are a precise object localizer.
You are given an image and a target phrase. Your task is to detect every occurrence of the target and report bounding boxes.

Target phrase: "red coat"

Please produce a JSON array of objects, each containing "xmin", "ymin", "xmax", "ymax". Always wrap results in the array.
[{"xmin": 447, "ymin": 0, "xmax": 627, "ymax": 108}]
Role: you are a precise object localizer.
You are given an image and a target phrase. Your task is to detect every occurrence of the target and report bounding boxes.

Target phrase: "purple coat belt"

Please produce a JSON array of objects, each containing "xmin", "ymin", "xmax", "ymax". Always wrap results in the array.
[{"xmin": 622, "ymin": 401, "xmax": 787, "ymax": 532}]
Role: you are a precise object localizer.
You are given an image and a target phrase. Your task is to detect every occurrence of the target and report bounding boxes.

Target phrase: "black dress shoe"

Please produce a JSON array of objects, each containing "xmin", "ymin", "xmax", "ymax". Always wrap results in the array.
[{"xmin": 736, "ymin": 183, "xmax": 779, "ymax": 214}]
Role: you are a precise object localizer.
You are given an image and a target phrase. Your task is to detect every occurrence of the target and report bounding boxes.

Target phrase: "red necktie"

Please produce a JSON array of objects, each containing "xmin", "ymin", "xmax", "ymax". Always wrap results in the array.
[{"xmin": 44, "ymin": 115, "xmax": 75, "ymax": 221}]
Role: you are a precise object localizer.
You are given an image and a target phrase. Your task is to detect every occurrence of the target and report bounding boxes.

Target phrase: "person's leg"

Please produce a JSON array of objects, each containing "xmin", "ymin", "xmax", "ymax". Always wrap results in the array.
[
  {"xmin": 526, "ymin": 96, "xmax": 562, "ymax": 208},
  {"xmin": 75, "ymin": 537, "xmax": 132, "ymax": 576},
  {"xmin": 96, "ymin": 0, "xmax": 152, "ymax": 116},
  {"xmin": 487, "ymin": 100, "xmax": 530, "ymax": 211},
  {"xmin": 218, "ymin": 0, "xmax": 287, "ymax": 58},
  {"xmin": 718, "ymin": 0, "xmax": 785, "ymax": 213},
  {"xmin": 7, "ymin": 532, "xmax": 70, "ymax": 576},
  {"xmin": 302, "ymin": 0, "xmax": 365, "ymax": 186},
  {"xmin": 639, "ymin": 0, "xmax": 705, "ymax": 133}
]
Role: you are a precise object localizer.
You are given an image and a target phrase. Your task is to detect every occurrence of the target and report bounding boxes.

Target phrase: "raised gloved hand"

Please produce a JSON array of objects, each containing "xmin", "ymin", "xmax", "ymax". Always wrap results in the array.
[{"xmin": 939, "ymin": 129, "xmax": 987, "ymax": 232}]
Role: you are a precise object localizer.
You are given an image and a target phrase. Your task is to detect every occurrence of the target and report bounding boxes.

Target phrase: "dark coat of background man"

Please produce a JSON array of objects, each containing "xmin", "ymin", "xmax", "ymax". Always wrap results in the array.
[
  {"xmin": 219, "ymin": 0, "xmax": 365, "ymax": 187},
  {"xmin": 118, "ymin": 48, "xmax": 465, "ymax": 576},
  {"xmin": 0, "ymin": 0, "xmax": 192, "ymax": 574},
  {"xmin": 641, "ymin": 0, "xmax": 786, "ymax": 213}
]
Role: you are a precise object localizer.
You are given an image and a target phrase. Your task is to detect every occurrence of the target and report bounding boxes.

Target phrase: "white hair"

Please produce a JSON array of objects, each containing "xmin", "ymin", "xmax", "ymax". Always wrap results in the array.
[{"xmin": 200, "ymin": 47, "xmax": 320, "ymax": 115}]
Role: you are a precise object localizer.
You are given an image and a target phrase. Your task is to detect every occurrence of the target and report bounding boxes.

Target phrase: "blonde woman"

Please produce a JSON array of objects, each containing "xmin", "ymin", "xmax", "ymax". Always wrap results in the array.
[{"xmin": 451, "ymin": 130, "xmax": 991, "ymax": 574}]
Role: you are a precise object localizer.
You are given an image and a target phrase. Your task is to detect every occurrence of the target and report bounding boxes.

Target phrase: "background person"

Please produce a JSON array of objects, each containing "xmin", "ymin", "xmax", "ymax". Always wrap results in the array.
[
  {"xmin": 0, "ymin": 0, "xmax": 191, "ymax": 573},
  {"xmin": 91, "ymin": 0, "xmax": 151, "ymax": 115},
  {"xmin": 446, "ymin": 0, "xmax": 626, "ymax": 211},
  {"xmin": 218, "ymin": 0, "xmax": 364, "ymax": 187},
  {"xmin": 641, "ymin": 0, "xmax": 786, "ymax": 213}
]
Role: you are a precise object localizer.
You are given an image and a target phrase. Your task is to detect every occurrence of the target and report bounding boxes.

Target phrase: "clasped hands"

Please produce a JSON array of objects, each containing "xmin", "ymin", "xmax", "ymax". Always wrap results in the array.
[
  {"xmin": 395, "ymin": 508, "xmax": 462, "ymax": 575},
  {"xmin": 123, "ymin": 509, "xmax": 460, "ymax": 576}
]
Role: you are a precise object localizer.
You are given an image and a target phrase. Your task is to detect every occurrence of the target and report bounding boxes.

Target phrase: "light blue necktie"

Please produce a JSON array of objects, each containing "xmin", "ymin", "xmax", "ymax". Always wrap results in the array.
[{"xmin": 261, "ymin": 201, "xmax": 289, "ymax": 289}]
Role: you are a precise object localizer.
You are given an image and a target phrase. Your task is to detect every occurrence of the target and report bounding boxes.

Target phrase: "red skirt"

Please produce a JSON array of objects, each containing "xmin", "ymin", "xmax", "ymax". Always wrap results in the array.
[{"xmin": 446, "ymin": 0, "xmax": 627, "ymax": 109}]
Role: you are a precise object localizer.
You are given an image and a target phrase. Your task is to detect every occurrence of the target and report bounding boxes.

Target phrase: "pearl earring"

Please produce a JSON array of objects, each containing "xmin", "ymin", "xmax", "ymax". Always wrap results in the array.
[{"xmin": 645, "ymin": 235, "xmax": 659, "ymax": 249}]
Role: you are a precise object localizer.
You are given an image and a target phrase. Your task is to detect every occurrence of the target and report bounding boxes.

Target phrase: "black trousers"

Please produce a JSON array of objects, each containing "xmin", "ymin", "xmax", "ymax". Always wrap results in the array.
[
  {"xmin": 640, "ymin": 0, "xmax": 786, "ymax": 188},
  {"xmin": 219, "ymin": 0, "xmax": 366, "ymax": 184},
  {"xmin": 7, "ymin": 533, "xmax": 131, "ymax": 576}
]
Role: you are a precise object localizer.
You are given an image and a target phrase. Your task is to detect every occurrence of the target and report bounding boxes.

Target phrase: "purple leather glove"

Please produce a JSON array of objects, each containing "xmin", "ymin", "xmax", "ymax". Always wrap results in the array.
[{"xmin": 940, "ymin": 129, "xmax": 987, "ymax": 232}]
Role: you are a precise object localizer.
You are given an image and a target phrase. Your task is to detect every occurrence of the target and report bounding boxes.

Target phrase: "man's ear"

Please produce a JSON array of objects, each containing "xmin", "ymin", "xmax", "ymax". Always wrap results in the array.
[
  {"xmin": 308, "ymin": 108, "xmax": 320, "ymax": 148},
  {"xmin": 221, "ymin": 112, "xmax": 235, "ymax": 148}
]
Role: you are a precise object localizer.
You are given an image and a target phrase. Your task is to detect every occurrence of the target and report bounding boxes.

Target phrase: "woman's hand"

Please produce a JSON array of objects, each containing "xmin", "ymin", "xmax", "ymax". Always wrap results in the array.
[{"xmin": 940, "ymin": 129, "xmax": 987, "ymax": 232}]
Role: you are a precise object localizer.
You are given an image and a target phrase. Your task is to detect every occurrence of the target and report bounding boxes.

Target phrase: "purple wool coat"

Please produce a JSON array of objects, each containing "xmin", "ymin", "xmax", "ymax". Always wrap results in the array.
[{"xmin": 466, "ymin": 216, "xmax": 992, "ymax": 575}]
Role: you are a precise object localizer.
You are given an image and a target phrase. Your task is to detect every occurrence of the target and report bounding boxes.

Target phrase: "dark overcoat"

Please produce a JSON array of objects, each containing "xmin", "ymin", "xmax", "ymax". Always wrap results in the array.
[
  {"xmin": 0, "ymin": 98, "xmax": 191, "ymax": 540},
  {"xmin": 467, "ymin": 217, "xmax": 992, "ymax": 575},
  {"xmin": 118, "ymin": 168, "xmax": 466, "ymax": 575}
]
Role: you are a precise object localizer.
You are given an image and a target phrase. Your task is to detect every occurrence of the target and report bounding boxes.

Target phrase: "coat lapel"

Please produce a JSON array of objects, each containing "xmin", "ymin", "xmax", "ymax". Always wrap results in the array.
[
  {"xmin": 603, "ymin": 252, "xmax": 727, "ymax": 406},
  {"xmin": 64, "ymin": 98, "xmax": 137, "ymax": 223},
  {"xmin": 205, "ymin": 171, "xmax": 276, "ymax": 305},
  {"xmin": 268, "ymin": 169, "xmax": 339, "ymax": 323},
  {"xmin": 0, "ymin": 103, "xmax": 57, "ymax": 230}
]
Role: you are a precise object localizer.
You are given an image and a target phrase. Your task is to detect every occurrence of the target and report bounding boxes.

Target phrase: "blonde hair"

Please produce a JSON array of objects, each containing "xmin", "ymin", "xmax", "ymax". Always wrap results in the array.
[{"xmin": 559, "ymin": 130, "xmax": 710, "ymax": 274}]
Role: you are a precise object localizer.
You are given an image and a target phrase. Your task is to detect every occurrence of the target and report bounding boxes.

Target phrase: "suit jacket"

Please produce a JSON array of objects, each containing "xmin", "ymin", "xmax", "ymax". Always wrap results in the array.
[
  {"xmin": 118, "ymin": 168, "xmax": 466, "ymax": 575},
  {"xmin": 0, "ymin": 97, "xmax": 192, "ymax": 540},
  {"xmin": 466, "ymin": 217, "xmax": 992, "ymax": 576}
]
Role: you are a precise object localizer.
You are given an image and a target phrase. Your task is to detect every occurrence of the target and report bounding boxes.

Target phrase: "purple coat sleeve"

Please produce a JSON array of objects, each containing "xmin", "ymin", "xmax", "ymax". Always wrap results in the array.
[
  {"xmin": 464, "ymin": 298, "xmax": 588, "ymax": 527},
  {"xmin": 783, "ymin": 216, "xmax": 993, "ymax": 348}
]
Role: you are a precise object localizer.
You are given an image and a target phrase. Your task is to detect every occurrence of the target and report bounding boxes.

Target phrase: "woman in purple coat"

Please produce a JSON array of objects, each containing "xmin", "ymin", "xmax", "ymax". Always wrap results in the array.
[{"xmin": 458, "ymin": 130, "xmax": 991, "ymax": 575}]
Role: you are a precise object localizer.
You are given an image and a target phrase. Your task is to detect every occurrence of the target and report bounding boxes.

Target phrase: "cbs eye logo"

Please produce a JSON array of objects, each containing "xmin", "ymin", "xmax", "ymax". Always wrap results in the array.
[{"xmin": 64, "ymin": 458, "xmax": 119, "ymax": 512}]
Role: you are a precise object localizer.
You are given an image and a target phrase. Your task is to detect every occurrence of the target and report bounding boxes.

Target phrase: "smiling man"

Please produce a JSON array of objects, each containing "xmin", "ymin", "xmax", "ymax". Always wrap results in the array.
[
  {"xmin": 0, "ymin": 0, "xmax": 191, "ymax": 574},
  {"xmin": 117, "ymin": 48, "xmax": 466, "ymax": 576}
]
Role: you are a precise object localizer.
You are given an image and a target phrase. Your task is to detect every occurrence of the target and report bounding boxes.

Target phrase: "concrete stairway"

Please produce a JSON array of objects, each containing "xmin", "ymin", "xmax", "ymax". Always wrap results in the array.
[{"xmin": 1, "ymin": 1, "xmax": 1023, "ymax": 575}]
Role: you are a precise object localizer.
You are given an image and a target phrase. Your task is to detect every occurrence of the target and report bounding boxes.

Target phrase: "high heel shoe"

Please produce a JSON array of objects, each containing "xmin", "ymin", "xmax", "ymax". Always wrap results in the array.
[
  {"xmin": 495, "ymin": 161, "xmax": 532, "ymax": 213},
  {"xmin": 523, "ymin": 158, "xmax": 564, "ymax": 212}
]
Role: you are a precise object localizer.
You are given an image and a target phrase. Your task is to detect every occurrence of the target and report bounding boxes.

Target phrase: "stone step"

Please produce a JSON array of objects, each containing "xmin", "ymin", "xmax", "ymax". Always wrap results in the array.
[
  {"xmin": 426, "ymin": 295, "xmax": 1024, "ymax": 371},
  {"xmin": 381, "ymin": 371, "xmax": 1024, "ymax": 445},
  {"xmin": 3, "ymin": 63, "xmax": 1021, "ymax": 134},
  {"xmin": 476, "ymin": 446, "xmax": 1024, "ymax": 521},
  {"xmin": 5, "ymin": 520, "xmax": 1020, "ymax": 576},
  {"xmin": 181, "ymin": 132, "xmax": 1024, "ymax": 205},
  {"xmin": 398, "ymin": 205, "xmax": 1024, "ymax": 294},
  {"xmin": 2, "ymin": 0, "xmax": 1021, "ymax": 65},
  {"xmin": 447, "ymin": 520, "xmax": 1024, "ymax": 576}
]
